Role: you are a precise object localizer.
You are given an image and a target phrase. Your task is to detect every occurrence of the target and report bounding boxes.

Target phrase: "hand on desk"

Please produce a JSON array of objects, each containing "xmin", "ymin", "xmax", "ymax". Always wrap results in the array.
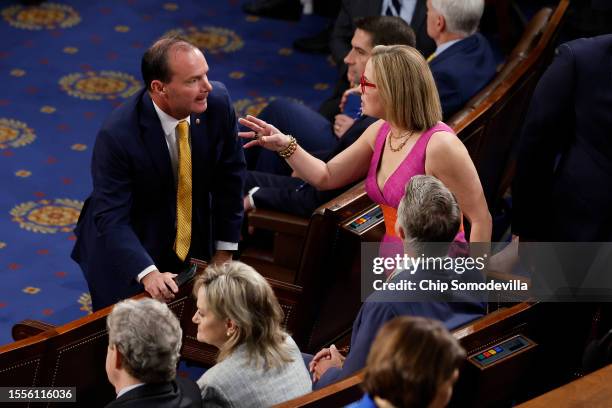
[{"xmin": 142, "ymin": 270, "xmax": 178, "ymax": 302}]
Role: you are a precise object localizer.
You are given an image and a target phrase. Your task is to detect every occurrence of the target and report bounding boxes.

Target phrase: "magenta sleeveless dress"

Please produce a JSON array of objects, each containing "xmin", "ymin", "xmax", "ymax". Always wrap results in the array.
[{"xmin": 364, "ymin": 121, "xmax": 465, "ymax": 253}]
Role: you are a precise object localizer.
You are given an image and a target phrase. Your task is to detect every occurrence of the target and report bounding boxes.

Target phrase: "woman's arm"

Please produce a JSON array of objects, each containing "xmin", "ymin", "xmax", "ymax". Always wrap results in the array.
[
  {"xmin": 426, "ymin": 131, "xmax": 492, "ymax": 242},
  {"xmin": 239, "ymin": 116, "xmax": 381, "ymax": 190}
]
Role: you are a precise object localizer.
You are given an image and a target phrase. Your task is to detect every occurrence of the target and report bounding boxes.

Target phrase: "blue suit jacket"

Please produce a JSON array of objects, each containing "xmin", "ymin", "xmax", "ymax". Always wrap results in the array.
[
  {"xmin": 430, "ymin": 33, "xmax": 496, "ymax": 120},
  {"xmin": 72, "ymin": 83, "xmax": 245, "ymax": 309},
  {"xmin": 314, "ymin": 268, "xmax": 485, "ymax": 389},
  {"xmin": 514, "ymin": 34, "xmax": 612, "ymax": 241}
]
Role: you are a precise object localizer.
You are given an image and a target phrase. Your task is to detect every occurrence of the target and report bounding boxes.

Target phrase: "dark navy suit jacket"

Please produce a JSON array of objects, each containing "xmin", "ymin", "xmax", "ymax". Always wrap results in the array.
[
  {"xmin": 514, "ymin": 35, "xmax": 612, "ymax": 241},
  {"xmin": 72, "ymin": 83, "xmax": 245, "ymax": 310},
  {"xmin": 105, "ymin": 377, "xmax": 202, "ymax": 408},
  {"xmin": 330, "ymin": 0, "xmax": 435, "ymax": 66},
  {"xmin": 430, "ymin": 33, "xmax": 496, "ymax": 120},
  {"xmin": 313, "ymin": 267, "xmax": 485, "ymax": 389}
]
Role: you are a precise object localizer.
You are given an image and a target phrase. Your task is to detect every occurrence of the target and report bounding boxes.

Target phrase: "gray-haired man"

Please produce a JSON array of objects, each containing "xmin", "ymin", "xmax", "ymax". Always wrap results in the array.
[{"xmin": 105, "ymin": 298, "xmax": 201, "ymax": 408}]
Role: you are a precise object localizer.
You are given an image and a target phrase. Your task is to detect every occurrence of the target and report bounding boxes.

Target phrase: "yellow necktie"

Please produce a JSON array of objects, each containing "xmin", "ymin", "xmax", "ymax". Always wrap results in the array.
[
  {"xmin": 174, "ymin": 120, "xmax": 192, "ymax": 261},
  {"xmin": 426, "ymin": 53, "xmax": 436, "ymax": 63}
]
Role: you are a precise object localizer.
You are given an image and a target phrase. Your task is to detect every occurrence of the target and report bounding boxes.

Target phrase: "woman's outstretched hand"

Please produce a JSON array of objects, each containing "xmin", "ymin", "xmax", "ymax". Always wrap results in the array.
[{"xmin": 238, "ymin": 115, "xmax": 292, "ymax": 152}]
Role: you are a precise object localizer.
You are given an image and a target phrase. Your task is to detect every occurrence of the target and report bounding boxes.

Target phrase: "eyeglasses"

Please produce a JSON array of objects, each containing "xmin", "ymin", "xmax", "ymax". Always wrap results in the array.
[{"xmin": 360, "ymin": 73, "xmax": 376, "ymax": 94}]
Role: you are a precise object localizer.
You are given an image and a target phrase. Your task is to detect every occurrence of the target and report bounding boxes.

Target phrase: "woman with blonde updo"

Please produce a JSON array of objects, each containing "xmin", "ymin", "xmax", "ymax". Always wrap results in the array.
[{"xmin": 192, "ymin": 261, "xmax": 311, "ymax": 407}]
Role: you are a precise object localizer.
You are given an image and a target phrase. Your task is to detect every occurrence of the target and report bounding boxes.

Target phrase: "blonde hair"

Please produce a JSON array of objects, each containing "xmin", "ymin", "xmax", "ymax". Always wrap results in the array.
[
  {"xmin": 193, "ymin": 261, "xmax": 292, "ymax": 369},
  {"xmin": 370, "ymin": 45, "xmax": 442, "ymax": 131}
]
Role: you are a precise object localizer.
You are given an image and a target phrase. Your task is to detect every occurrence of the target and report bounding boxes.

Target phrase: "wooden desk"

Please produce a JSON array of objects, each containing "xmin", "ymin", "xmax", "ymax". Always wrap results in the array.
[{"xmin": 517, "ymin": 364, "xmax": 612, "ymax": 408}]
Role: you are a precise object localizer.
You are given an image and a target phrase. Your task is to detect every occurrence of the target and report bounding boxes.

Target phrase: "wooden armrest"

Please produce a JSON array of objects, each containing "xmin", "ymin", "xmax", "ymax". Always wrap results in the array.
[
  {"xmin": 12, "ymin": 319, "xmax": 57, "ymax": 341},
  {"xmin": 273, "ymin": 370, "xmax": 365, "ymax": 408},
  {"xmin": 248, "ymin": 208, "xmax": 309, "ymax": 236},
  {"xmin": 314, "ymin": 181, "xmax": 374, "ymax": 219}
]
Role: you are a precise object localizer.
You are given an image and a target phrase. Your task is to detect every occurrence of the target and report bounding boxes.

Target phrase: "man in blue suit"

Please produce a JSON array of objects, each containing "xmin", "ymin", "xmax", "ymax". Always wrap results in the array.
[
  {"xmin": 514, "ymin": 34, "xmax": 612, "ymax": 242},
  {"xmin": 243, "ymin": 16, "xmax": 415, "ymax": 217},
  {"xmin": 308, "ymin": 175, "xmax": 485, "ymax": 389},
  {"xmin": 426, "ymin": 0, "xmax": 496, "ymax": 119},
  {"xmin": 72, "ymin": 36, "xmax": 245, "ymax": 310}
]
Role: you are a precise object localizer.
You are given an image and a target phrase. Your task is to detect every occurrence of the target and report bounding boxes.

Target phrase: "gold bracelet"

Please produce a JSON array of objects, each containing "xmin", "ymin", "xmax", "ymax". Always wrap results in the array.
[{"xmin": 278, "ymin": 135, "xmax": 297, "ymax": 158}]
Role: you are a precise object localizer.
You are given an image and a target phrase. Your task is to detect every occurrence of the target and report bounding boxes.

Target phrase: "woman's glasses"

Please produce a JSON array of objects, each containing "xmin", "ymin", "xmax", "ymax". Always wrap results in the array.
[{"xmin": 360, "ymin": 73, "xmax": 376, "ymax": 94}]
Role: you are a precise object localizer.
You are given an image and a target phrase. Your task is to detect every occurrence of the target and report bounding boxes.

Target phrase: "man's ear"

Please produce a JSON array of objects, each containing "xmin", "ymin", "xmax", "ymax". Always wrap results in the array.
[
  {"xmin": 150, "ymin": 80, "xmax": 165, "ymax": 95},
  {"xmin": 438, "ymin": 14, "xmax": 446, "ymax": 33},
  {"xmin": 112, "ymin": 345, "xmax": 123, "ymax": 370},
  {"xmin": 396, "ymin": 222, "xmax": 406, "ymax": 241}
]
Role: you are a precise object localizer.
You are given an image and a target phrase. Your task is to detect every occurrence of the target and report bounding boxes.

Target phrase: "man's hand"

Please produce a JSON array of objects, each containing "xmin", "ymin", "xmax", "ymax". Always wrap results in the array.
[
  {"xmin": 339, "ymin": 85, "xmax": 361, "ymax": 112},
  {"xmin": 333, "ymin": 114, "xmax": 355, "ymax": 138},
  {"xmin": 309, "ymin": 344, "xmax": 345, "ymax": 383},
  {"xmin": 211, "ymin": 250, "xmax": 233, "ymax": 266},
  {"xmin": 243, "ymin": 195, "xmax": 253, "ymax": 212},
  {"xmin": 142, "ymin": 270, "xmax": 178, "ymax": 302}
]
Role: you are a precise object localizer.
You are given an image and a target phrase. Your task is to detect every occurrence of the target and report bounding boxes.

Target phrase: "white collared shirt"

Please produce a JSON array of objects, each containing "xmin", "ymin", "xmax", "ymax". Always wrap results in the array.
[
  {"xmin": 136, "ymin": 101, "xmax": 237, "ymax": 283},
  {"xmin": 116, "ymin": 383, "xmax": 145, "ymax": 399},
  {"xmin": 152, "ymin": 101, "xmax": 191, "ymax": 183},
  {"xmin": 431, "ymin": 38, "xmax": 463, "ymax": 59},
  {"xmin": 381, "ymin": 0, "xmax": 417, "ymax": 24}
]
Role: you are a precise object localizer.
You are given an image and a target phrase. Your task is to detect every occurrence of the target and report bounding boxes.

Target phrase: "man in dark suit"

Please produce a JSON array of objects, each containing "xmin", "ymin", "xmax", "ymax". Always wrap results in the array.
[
  {"xmin": 243, "ymin": 16, "xmax": 415, "ymax": 217},
  {"xmin": 320, "ymin": 0, "xmax": 436, "ymax": 120},
  {"xmin": 105, "ymin": 298, "xmax": 201, "ymax": 408},
  {"xmin": 308, "ymin": 175, "xmax": 485, "ymax": 389},
  {"xmin": 72, "ymin": 35, "xmax": 245, "ymax": 310},
  {"xmin": 514, "ymin": 34, "xmax": 612, "ymax": 242},
  {"xmin": 426, "ymin": 0, "xmax": 496, "ymax": 119}
]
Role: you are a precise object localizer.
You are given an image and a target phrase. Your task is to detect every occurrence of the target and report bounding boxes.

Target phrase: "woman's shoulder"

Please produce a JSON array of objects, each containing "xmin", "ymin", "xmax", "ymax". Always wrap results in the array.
[
  {"xmin": 198, "ymin": 348, "xmax": 247, "ymax": 385},
  {"xmin": 426, "ymin": 122, "xmax": 462, "ymax": 153},
  {"xmin": 363, "ymin": 119, "xmax": 389, "ymax": 140}
]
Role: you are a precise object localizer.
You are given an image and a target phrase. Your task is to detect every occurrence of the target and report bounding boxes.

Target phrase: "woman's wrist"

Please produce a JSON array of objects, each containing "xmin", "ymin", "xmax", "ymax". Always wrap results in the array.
[{"xmin": 278, "ymin": 135, "xmax": 297, "ymax": 158}]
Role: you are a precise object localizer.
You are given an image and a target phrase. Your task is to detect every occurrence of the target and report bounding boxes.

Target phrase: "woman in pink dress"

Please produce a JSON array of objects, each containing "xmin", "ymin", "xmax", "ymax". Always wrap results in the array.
[{"xmin": 239, "ymin": 45, "xmax": 491, "ymax": 244}]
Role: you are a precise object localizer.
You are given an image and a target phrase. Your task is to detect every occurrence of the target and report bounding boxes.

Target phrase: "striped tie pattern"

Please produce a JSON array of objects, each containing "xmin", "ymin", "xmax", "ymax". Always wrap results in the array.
[
  {"xmin": 386, "ymin": 0, "xmax": 402, "ymax": 16},
  {"xmin": 174, "ymin": 120, "xmax": 192, "ymax": 261}
]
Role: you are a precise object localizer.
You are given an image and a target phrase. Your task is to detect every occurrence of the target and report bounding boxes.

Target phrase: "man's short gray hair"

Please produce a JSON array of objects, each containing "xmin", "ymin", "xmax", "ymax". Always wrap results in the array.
[
  {"xmin": 431, "ymin": 0, "xmax": 484, "ymax": 36},
  {"xmin": 397, "ymin": 175, "xmax": 461, "ymax": 247},
  {"xmin": 107, "ymin": 298, "xmax": 182, "ymax": 383}
]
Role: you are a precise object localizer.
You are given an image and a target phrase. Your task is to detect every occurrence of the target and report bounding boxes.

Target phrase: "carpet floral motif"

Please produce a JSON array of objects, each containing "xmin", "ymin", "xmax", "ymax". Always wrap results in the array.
[
  {"xmin": 0, "ymin": 118, "xmax": 35, "ymax": 150},
  {"xmin": 164, "ymin": 26, "xmax": 244, "ymax": 54},
  {"xmin": 1, "ymin": 2, "xmax": 80, "ymax": 30},
  {"xmin": 59, "ymin": 71, "xmax": 142, "ymax": 101},
  {"xmin": 11, "ymin": 198, "xmax": 83, "ymax": 234}
]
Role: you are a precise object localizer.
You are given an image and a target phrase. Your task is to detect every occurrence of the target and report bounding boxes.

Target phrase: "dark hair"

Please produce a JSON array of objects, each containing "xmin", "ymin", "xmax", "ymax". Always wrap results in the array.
[
  {"xmin": 141, "ymin": 34, "xmax": 197, "ymax": 91},
  {"xmin": 354, "ymin": 16, "xmax": 416, "ymax": 48},
  {"xmin": 363, "ymin": 316, "xmax": 466, "ymax": 408}
]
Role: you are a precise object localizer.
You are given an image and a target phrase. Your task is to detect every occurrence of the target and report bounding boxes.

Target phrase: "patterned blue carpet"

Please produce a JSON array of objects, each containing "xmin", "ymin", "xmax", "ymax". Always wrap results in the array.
[{"xmin": 0, "ymin": 0, "xmax": 335, "ymax": 345}]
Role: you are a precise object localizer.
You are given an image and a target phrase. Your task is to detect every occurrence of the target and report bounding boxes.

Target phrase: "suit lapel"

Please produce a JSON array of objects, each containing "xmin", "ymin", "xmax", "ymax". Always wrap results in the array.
[
  {"xmin": 430, "ymin": 36, "xmax": 473, "ymax": 67},
  {"xmin": 363, "ymin": 0, "xmax": 383, "ymax": 16},
  {"xmin": 411, "ymin": 0, "xmax": 427, "ymax": 32},
  {"xmin": 139, "ymin": 92, "xmax": 174, "ymax": 190},
  {"xmin": 189, "ymin": 110, "xmax": 209, "ymax": 187}
]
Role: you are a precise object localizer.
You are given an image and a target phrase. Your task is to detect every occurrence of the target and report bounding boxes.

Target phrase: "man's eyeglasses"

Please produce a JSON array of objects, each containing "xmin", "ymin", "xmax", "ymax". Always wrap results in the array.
[{"xmin": 360, "ymin": 73, "xmax": 376, "ymax": 94}]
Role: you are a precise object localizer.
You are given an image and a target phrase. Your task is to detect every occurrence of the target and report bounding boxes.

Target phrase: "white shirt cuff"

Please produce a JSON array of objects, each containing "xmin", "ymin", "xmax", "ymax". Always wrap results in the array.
[
  {"xmin": 216, "ymin": 241, "xmax": 238, "ymax": 251},
  {"xmin": 247, "ymin": 186, "xmax": 260, "ymax": 209},
  {"xmin": 137, "ymin": 265, "xmax": 158, "ymax": 283}
]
